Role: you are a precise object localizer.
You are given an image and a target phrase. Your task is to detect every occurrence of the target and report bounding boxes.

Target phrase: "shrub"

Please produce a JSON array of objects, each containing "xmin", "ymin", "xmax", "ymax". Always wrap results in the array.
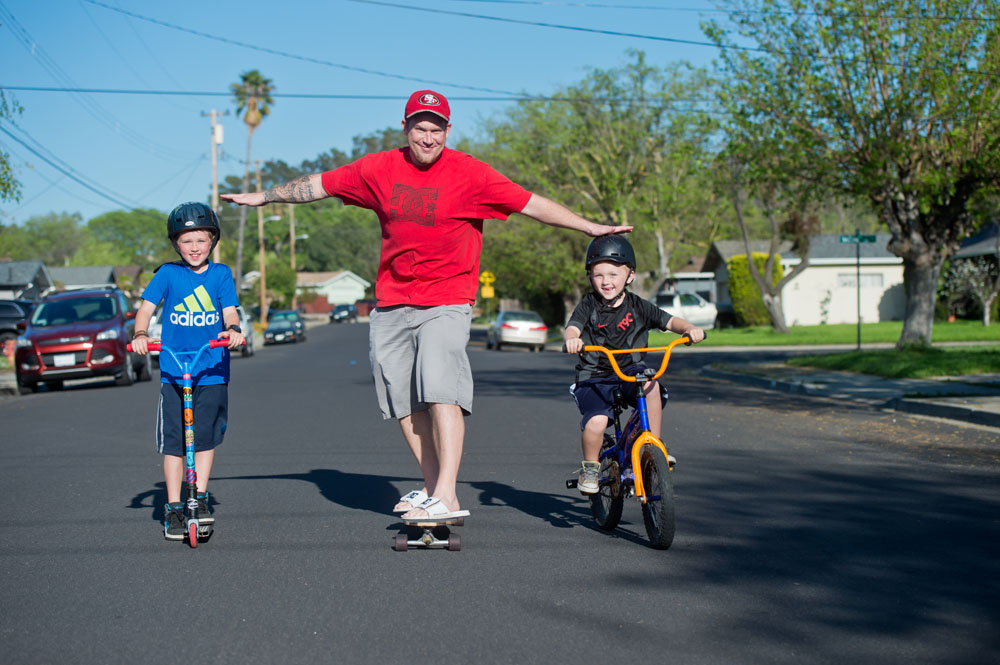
[{"xmin": 727, "ymin": 252, "xmax": 784, "ymax": 327}]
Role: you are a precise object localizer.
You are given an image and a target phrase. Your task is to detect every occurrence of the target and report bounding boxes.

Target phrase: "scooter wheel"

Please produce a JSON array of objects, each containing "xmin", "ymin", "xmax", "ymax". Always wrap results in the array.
[{"xmin": 188, "ymin": 523, "xmax": 199, "ymax": 548}]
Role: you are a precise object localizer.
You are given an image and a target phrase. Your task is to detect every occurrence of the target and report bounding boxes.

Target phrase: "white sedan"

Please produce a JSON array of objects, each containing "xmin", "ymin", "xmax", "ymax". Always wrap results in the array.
[
  {"xmin": 654, "ymin": 292, "xmax": 718, "ymax": 329},
  {"xmin": 486, "ymin": 310, "xmax": 548, "ymax": 352}
]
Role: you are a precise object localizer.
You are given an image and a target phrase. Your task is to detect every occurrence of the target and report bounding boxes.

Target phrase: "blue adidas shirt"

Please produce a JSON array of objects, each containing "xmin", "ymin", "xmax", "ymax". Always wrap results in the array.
[{"xmin": 142, "ymin": 262, "xmax": 239, "ymax": 385}]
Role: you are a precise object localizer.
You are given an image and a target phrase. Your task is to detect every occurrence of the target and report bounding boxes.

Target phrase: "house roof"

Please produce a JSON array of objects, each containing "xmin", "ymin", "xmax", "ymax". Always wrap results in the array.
[
  {"xmin": 0, "ymin": 260, "xmax": 52, "ymax": 287},
  {"xmin": 954, "ymin": 223, "xmax": 999, "ymax": 259},
  {"xmin": 49, "ymin": 266, "xmax": 116, "ymax": 287},
  {"xmin": 296, "ymin": 270, "xmax": 371, "ymax": 288}
]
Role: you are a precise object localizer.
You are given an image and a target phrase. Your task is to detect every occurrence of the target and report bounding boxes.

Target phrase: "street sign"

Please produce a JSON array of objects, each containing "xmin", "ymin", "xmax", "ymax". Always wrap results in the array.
[
  {"xmin": 481, "ymin": 285, "xmax": 495, "ymax": 299},
  {"xmin": 840, "ymin": 234, "xmax": 876, "ymax": 243},
  {"xmin": 479, "ymin": 271, "xmax": 495, "ymax": 285}
]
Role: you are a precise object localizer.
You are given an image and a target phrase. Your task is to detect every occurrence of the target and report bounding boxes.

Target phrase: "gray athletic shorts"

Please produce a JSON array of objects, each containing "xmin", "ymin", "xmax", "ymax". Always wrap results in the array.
[{"xmin": 369, "ymin": 304, "xmax": 474, "ymax": 420}]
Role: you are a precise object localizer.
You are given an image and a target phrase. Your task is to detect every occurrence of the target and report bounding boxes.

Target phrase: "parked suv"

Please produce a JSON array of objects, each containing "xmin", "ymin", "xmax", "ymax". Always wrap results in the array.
[
  {"xmin": 1, "ymin": 299, "xmax": 34, "ymax": 348},
  {"xmin": 14, "ymin": 288, "xmax": 151, "ymax": 394}
]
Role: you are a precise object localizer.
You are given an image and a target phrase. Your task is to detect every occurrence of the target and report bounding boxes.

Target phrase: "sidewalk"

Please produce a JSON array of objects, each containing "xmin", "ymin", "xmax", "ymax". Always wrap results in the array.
[{"xmin": 702, "ymin": 362, "xmax": 1000, "ymax": 429}]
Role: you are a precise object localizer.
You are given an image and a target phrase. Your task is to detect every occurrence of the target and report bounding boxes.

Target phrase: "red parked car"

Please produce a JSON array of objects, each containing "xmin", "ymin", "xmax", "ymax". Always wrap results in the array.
[{"xmin": 14, "ymin": 288, "xmax": 151, "ymax": 394}]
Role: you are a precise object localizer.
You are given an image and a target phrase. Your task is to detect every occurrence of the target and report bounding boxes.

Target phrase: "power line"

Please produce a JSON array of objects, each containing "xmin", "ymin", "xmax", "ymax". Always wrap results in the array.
[
  {"xmin": 347, "ymin": 0, "xmax": 759, "ymax": 50},
  {"xmin": 0, "ymin": 124, "xmax": 162, "ymax": 216},
  {"xmin": 0, "ymin": 1, "xmax": 197, "ymax": 162},
  {"xmin": 81, "ymin": 0, "xmax": 521, "ymax": 96},
  {"xmin": 0, "ymin": 86, "xmax": 720, "ymax": 107},
  {"xmin": 445, "ymin": 0, "xmax": 997, "ymax": 22}
]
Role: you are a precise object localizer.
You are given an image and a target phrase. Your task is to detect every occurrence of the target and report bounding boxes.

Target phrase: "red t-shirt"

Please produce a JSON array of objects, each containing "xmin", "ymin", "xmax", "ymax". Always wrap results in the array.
[{"xmin": 321, "ymin": 147, "xmax": 531, "ymax": 306}]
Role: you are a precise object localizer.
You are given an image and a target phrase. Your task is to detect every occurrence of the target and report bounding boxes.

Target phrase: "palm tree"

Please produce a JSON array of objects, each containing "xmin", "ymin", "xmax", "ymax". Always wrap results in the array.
[{"xmin": 231, "ymin": 70, "xmax": 274, "ymax": 287}]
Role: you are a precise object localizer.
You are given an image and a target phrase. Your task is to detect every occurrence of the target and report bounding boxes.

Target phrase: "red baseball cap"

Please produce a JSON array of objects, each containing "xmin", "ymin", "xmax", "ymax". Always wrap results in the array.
[{"xmin": 404, "ymin": 90, "xmax": 451, "ymax": 122}]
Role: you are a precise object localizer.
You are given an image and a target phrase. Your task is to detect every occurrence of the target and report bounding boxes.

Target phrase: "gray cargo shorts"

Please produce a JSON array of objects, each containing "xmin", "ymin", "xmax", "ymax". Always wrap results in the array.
[{"xmin": 369, "ymin": 304, "xmax": 474, "ymax": 420}]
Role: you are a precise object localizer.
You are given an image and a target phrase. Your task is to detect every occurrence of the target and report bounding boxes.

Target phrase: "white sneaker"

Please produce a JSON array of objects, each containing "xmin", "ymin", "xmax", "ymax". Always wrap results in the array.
[{"xmin": 577, "ymin": 462, "xmax": 600, "ymax": 494}]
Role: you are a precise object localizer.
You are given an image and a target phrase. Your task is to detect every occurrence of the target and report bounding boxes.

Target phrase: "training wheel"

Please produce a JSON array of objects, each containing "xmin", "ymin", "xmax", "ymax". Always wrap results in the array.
[
  {"xmin": 394, "ymin": 534, "xmax": 409, "ymax": 552},
  {"xmin": 188, "ymin": 523, "xmax": 199, "ymax": 548},
  {"xmin": 447, "ymin": 533, "xmax": 461, "ymax": 551}
]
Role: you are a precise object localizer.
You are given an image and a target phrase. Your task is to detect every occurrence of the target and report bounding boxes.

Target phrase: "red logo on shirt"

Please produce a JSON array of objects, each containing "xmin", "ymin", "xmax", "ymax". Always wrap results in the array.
[
  {"xmin": 390, "ymin": 184, "xmax": 438, "ymax": 226},
  {"xmin": 617, "ymin": 313, "xmax": 634, "ymax": 331}
]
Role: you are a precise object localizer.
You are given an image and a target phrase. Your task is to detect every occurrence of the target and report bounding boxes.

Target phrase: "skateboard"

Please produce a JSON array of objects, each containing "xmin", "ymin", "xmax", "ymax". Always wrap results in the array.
[{"xmin": 394, "ymin": 517, "xmax": 464, "ymax": 552}]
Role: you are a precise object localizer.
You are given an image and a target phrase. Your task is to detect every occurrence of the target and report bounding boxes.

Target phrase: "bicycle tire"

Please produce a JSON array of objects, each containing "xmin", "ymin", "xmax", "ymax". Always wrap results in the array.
[
  {"xmin": 589, "ymin": 434, "xmax": 624, "ymax": 531},
  {"xmin": 640, "ymin": 445, "xmax": 676, "ymax": 550}
]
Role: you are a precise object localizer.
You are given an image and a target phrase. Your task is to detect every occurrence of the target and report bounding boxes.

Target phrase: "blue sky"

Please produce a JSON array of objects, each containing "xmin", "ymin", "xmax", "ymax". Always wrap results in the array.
[{"xmin": 1, "ymin": 0, "xmax": 725, "ymax": 225}]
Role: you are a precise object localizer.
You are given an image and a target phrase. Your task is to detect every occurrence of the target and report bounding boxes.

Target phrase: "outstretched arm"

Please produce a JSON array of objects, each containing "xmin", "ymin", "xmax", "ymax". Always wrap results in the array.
[
  {"xmin": 220, "ymin": 173, "xmax": 328, "ymax": 207},
  {"xmin": 519, "ymin": 193, "xmax": 633, "ymax": 237}
]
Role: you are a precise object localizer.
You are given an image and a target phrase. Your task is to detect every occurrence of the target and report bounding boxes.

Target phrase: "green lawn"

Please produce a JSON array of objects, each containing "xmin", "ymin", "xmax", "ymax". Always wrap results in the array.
[
  {"xmin": 785, "ymin": 346, "xmax": 1000, "ymax": 378},
  {"xmin": 644, "ymin": 320, "xmax": 1000, "ymax": 379},
  {"xmin": 648, "ymin": 320, "xmax": 999, "ymax": 347}
]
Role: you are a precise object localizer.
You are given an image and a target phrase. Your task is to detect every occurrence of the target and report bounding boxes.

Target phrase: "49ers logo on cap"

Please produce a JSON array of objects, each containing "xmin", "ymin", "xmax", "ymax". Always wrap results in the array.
[{"xmin": 405, "ymin": 90, "xmax": 451, "ymax": 120}]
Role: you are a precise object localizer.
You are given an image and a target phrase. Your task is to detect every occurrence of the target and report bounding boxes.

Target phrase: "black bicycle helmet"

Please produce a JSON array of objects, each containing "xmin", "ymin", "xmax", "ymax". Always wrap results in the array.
[
  {"xmin": 585, "ymin": 234, "xmax": 636, "ymax": 272},
  {"xmin": 167, "ymin": 202, "xmax": 221, "ymax": 252}
]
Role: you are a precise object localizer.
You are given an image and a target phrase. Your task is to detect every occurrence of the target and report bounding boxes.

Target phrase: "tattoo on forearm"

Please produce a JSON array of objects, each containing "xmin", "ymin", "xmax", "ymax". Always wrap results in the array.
[{"xmin": 264, "ymin": 175, "xmax": 316, "ymax": 203}]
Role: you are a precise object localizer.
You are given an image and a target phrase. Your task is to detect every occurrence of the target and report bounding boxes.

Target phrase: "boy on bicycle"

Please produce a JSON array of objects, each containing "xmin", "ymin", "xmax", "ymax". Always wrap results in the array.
[
  {"xmin": 563, "ymin": 235, "xmax": 705, "ymax": 494},
  {"xmin": 131, "ymin": 202, "xmax": 245, "ymax": 540}
]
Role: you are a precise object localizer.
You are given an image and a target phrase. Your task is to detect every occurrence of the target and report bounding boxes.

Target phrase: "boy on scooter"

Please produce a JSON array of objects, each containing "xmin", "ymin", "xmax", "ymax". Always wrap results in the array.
[
  {"xmin": 131, "ymin": 203, "xmax": 245, "ymax": 540},
  {"xmin": 563, "ymin": 235, "xmax": 705, "ymax": 494}
]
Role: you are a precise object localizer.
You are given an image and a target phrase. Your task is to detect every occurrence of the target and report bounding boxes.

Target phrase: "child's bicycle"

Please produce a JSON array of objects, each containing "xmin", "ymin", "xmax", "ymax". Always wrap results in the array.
[
  {"xmin": 566, "ymin": 336, "xmax": 693, "ymax": 550},
  {"xmin": 127, "ymin": 338, "xmax": 239, "ymax": 548}
]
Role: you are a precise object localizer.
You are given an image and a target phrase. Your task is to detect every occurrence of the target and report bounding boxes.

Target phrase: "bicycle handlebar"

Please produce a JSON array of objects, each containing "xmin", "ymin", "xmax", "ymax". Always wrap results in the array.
[
  {"xmin": 582, "ymin": 336, "xmax": 691, "ymax": 383},
  {"xmin": 127, "ymin": 339, "xmax": 237, "ymax": 353}
]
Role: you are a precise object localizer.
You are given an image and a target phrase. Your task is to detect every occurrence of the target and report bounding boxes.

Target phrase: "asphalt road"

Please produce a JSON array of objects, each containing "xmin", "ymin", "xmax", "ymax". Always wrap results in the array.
[{"xmin": 2, "ymin": 323, "xmax": 998, "ymax": 664}]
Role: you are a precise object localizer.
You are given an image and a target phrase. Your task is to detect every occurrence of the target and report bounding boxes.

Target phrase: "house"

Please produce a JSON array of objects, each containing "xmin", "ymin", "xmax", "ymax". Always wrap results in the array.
[
  {"xmin": 666, "ymin": 256, "xmax": 717, "ymax": 303},
  {"xmin": 295, "ymin": 271, "xmax": 371, "ymax": 313},
  {"xmin": 954, "ymin": 222, "xmax": 999, "ymax": 260},
  {"xmin": 0, "ymin": 260, "xmax": 53, "ymax": 300},
  {"xmin": 703, "ymin": 234, "xmax": 905, "ymax": 326},
  {"xmin": 48, "ymin": 266, "xmax": 116, "ymax": 291}
]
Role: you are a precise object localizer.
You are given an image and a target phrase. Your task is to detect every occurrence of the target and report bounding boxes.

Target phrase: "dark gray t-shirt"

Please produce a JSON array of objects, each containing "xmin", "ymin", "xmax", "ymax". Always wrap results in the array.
[{"xmin": 567, "ymin": 291, "xmax": 673, "ymax": 382}]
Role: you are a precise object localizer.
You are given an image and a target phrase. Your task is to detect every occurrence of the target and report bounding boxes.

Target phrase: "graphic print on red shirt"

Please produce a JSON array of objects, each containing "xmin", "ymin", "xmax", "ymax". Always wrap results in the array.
[{"xmin": 390, "ymin": 184, "xmax": 439, "ymax": 226}]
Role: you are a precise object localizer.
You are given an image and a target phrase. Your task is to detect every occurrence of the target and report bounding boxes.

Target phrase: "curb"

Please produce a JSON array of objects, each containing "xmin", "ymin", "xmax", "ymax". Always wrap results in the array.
[
  {"xmin": 888, "ymin": 397, "xmax": 1000, "ymax": 429},
  {"xmin": 701, "ymin": 366, "xmax": 998, "ymax": 428}
]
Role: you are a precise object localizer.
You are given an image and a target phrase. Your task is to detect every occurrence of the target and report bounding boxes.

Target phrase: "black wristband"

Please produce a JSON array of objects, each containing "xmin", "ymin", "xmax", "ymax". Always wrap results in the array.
[{"xmin": 132, "ymin": 330, "xmax": 148, "ymax": 339}]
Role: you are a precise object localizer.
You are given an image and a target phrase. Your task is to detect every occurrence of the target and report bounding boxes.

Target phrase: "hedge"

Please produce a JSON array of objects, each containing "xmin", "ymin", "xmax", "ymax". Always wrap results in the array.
[{"xmin": 727, "ymin": 252, "xmax": 784, "ymax": 326}]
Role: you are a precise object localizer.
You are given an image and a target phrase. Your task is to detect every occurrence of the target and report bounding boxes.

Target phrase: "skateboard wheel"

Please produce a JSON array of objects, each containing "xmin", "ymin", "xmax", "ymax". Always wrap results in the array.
[
  {"xmin": 447, "ymin": 533, "xmax": 461, "ymax": 551},
  {"xmin": 453, "ymin": 518, "xmax": 465, "ymax": 527},
  {"xmin": 394, "ymin": 534, "xmax": 409, "ymax": 552}
]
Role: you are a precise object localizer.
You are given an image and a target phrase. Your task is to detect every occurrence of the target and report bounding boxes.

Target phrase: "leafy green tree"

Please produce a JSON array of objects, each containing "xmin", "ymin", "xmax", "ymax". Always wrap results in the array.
[
  {"xmin": 0, "ymin": 90, "xmax": 23, "ymax": 203},
  {"xmin": 83, "ymin": 209, "xmax": 172, "ymax": 269},
  {"xmin": 479, "ymin": 51, "xmax": 720, "ymax": 300},
  {"xmin": 0, "ymin": 213, "xmax": 84, "ymax": 265},
  {"xmin": 705, "ymin": 0, "xmax": 1000, "ymax": 348},
  {"xmin": 231, "ymin": 70, "xmax": 274, "ymax": 286}
]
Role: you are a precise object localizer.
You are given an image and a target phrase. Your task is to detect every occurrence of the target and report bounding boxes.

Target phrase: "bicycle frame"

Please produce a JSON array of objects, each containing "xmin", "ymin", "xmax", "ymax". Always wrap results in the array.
[{"xmin": 583, "ymin": 336, "xmax": 690, "ymax": 503}]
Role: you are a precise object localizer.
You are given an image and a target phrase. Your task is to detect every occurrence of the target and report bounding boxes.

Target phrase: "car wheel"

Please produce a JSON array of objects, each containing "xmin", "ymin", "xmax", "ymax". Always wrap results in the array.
[
  {"xmin": 115, "ymin": 353, "xmax": 134, "ymax": 386},
  {"xmin": 136, "ymin": 354, "xmax": 152, "ymax": 381},
  {"xmin": 17, "ymin": 379, "xmax": 37, "ymax": 395}
]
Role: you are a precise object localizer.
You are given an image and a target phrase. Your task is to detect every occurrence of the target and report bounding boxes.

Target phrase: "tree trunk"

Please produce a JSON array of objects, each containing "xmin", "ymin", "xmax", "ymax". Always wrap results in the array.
[
  {"xmin": 898, "ymin": 256, "xmax": 941, "ymax": 348},
  {"xmin": 761, "ymin": 293, "xmax": 789, "ymax": 333},
  {"xmin": 983, "ymin": 294, "xmax": 994, "ymax": 327}
]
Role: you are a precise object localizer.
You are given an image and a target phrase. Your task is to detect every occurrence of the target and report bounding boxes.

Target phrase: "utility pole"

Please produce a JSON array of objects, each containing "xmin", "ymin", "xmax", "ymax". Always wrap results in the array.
[
  {"xmin": 255, "ymin": 160, "xmax": 268, "ymax": 324},
  {"xmin": 288, "ymin": 203, "xmax": 297, "ymax": 309},
  {"xmin": 201, "ymin": 110, "xmax": 229, "ymax": 264}
]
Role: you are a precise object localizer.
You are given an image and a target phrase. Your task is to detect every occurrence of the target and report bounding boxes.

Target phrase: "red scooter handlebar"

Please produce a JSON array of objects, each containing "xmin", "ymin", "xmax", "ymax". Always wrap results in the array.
[{"xmin": 126, "ymin": 339, "xmax": 241, "ymax": 352}]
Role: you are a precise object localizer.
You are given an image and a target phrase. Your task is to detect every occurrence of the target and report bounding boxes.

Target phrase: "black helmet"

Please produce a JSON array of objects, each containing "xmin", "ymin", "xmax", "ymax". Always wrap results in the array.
[
  {"xmin": 585, "ymin": 234, "xmax": 636, "ymax": 272},
  {"xmin": 167, "ymin": 202, "xmax": 221, "ymax": 249}
]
